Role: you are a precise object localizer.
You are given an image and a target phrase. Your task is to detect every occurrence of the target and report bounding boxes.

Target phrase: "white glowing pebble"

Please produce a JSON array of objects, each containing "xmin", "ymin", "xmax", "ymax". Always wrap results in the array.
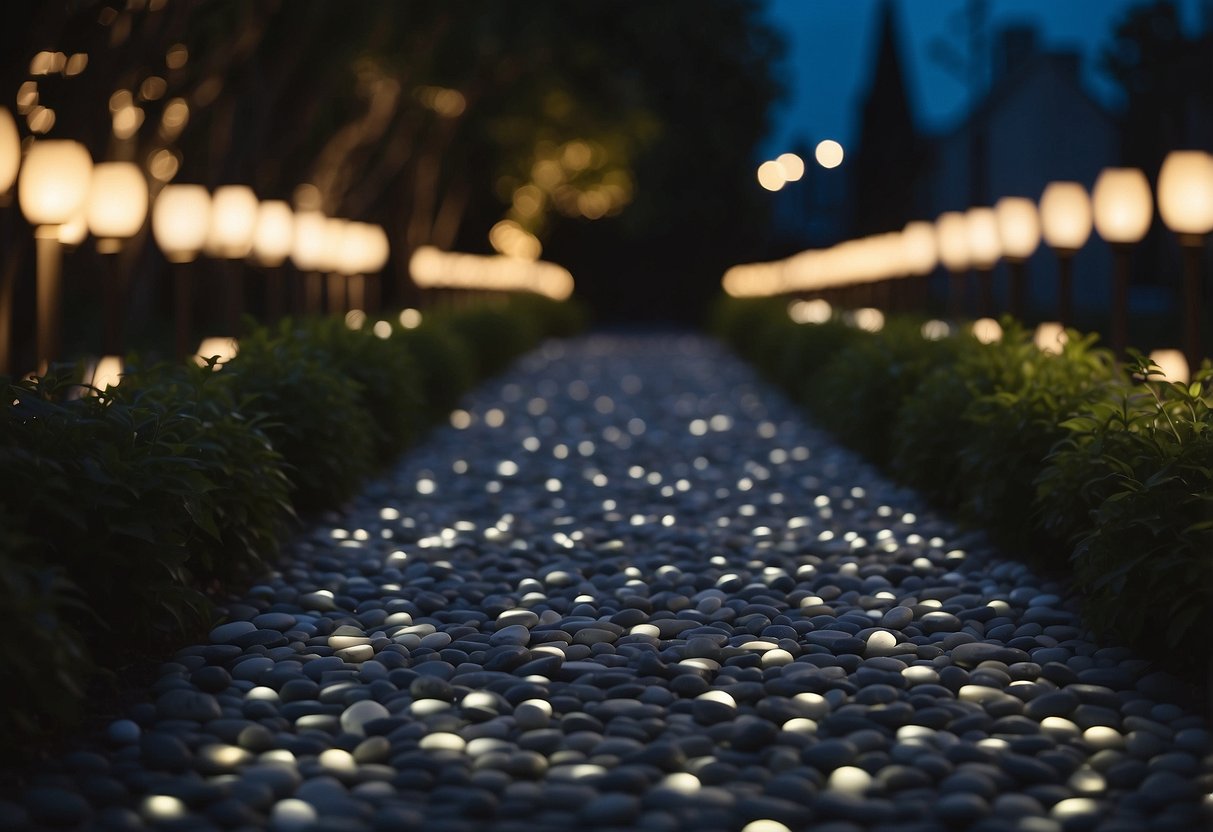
[
  {"xmin": 410, "ymin": 699, "xmax": 450, "ymax": 717},
  {"xmin": 514, "ymin": 699, "xmax": 553, "ymax": 731},
  {"xmin": 1041, "ymin": 716, "xmax": 1081, "ymax": 739},
  {"xmin": 1068, "ymin": 768, "xmax": 1106, "ymax": 795},
  {"xmin": 630, "ymin": 623, "xmax": 660, "ymax": 637},
  {"xmin": 742, "ymin": 820, "xmax": 792, "ymax": 832},
  {"xmin": 141, "ymin": 795, "xmax": 186, "ymax": 821},
  {"xmin": 318, "ymin": 748, "xmax": 357, "ymax": 775},
  {"xmin": 865, "ymin": 630, "xmax": 899, "ymax": 657},
  {"xmin": 901, "ymin": 666, "xmax": 939, "ymax": 686},
  {"xmin": 271, "ymin": 798, "xmax": 317, "ymax": 831},
  {"xmin": 1051, "ymin": 798, "xmax": 1101, "ymax": 820},
  {"xmin": 782, "ymin": 717, "xmax": 818, "ymax": 734},
  {"xmin": 246, "ymin": 686, "xmax": 279, "ymax": 702},
  {"xmin": 828, "ymin": 765, "xmax": 871, "ymax": 795},
  {"xmin": 661, "ymin": 772, "xmax": 701, "ymax": 794},
  {"xmin": 340, "ymin": 699, "xmax": 389, "ymax": 735},
  {"xmin": 761, "ymin": 648, "xmax": 794, "ymax": 668},
  {"xmin": 1082, "ymin": 726, "xmax": 1124, "ymax": 750},
  {"xmin": 697, "ymin": 690, "xmax": 736, "ymax": 707},
  {"xmin": 419, "ymin": 732, "xmax": 466, "ymax": 752}
]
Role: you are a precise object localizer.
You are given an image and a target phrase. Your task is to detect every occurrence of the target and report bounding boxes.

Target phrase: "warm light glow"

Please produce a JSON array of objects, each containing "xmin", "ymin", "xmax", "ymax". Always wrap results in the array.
[
  {"xmin": 788, "ymin": 298, "xmax": 832, "ymax": 324},
  {"xmin": 195, "ymin": 337, "xmax": 238, "ymax": 367},
  {"xmin": 994, "ymin": 196, "xmax": 1041, "ymax": 260},
  {"xmin": 410, "ymin": 246, "xmax": 574, "ymax": 301},
  {"xmin": 965, "ymin": 207, "xmax": 1002, "ymax": 268},
  {"xmin": 18, "ymin": 140, "xmax": 93, "ymax": 227},
  {"xmin": 757, "ymin": 160, "xmax": 785, "ymax": 192},
  {"xmin": 935, "ymin": 211, "xmax": 971, "ymax": 272},
  {"xmin": 852, "ymin": 307, "xmax": 885, "ymax": 332},
  {"xmin": 0, "ymin": 108, "xmax": 19, "ymax": 194},
  {"xmin": 90, "ymin": 355, "xmax": 123, "ymax": 391},
  {"xmin": 921, "ymin": 319, "xmax": 951, "ymax": 340},
  {"xmin": 344, "ymin": 309, "xmax": 367, "ymax": 330},
  {"xmin": 1040, "ymin": 181, "xmax": 1093, "ymax": 251},
  {"xmin": 86, "ymin": 162, "xmax": 148, "ymax": 249},
  {"xmin": 1157, "ymin": 150, "xmax": 1213, "ymax": 236},
  {"xmin": 58, "ymin": 211, "xmax": 88, "ymax": 247},
  {"xmin": 972, "ymin": 317, "xmax": 1003, "ymax": 344},
  {"xmin": 901, "ymin": 221, "xmax": 938, "ymax": 275},
  {"xmin": 1148, "ymin": 348, "xmax": 1190, "ymax": 384},
  {"xmin": 1092, "ymin": 168, "xmax": 1153, "ymax": 244},
  {"xmin": 290, "ymin": 210, "xmax": 327, "ymax": 271},
  {"xmin": 489, "ymin": 219, "xmax": 542, "ymax": 260},
  {"xmin": 337, "ymin": 222, "xmax": 389, "ymax": 275},
  {"xmin": 399, "ymin": 308, "xmax": 422, "ymax": 329},
  {"xmin": 152, "ymin": 184, "xmax": 210, "ymax": 262},
  {"xmin": 206, "ymin": 185, "xmax": 258, "ymax": 258},
  {"xmin": 252, "ymin": 200, "xmax": 294, "ymax": 267},
  {"xmin": 776, "ymin": 152, "xmax": 805, "ymax": 182},
  {"xmin": 1034, "ymin": 321, "xmax": 1068, "ymax": 354},
  {"xmin": 319, "ymin": 218, "xmax": 348, "ymax": 273},
  {"xmin": 815, "ymin": 139, "xmax": 844, "ymax": 169}
]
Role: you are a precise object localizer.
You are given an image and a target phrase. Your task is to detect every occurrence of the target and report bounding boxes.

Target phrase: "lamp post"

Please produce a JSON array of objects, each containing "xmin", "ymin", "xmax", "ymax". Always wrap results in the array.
[
  {"xmin": 1157, "ymin": 150, "xmax": 1213, "ymax": 373},
  {"xmin": 206, "ymin": 185, "xmax": 258, "ymax": 336},
  {"xmin": 1091, "ymin": 167, "xmax": 1152, "ymax": 355},
  {"xmin": 290, "ymin": 210, "xmax": 327, "ymax": 316},
  {"xmin": 252, "ymin": 200, "xmax": 294, "ymax": 322},
  {"xmin": 900, "ymin": 221, "xmax": 938, "ymax": 313},
  {"xmin": 936, "ymin": 211, "xmax": 971, "ymax": 320},
  {"xmin": 964, "ymin": 207, "xmax": 1002, "ymax": 317},
  {"xmin": 994, "ymin": 196, "xmax": 1040, "ymax": 320},
  {"xmin": 322, "ymin": 218, "xmax": 349, "ymax": 316},
  {"xmin": 152, "ymin": 184, "xmax": 210, "ymax": 360},
  {"xmin": 0, "ymin": 108, "xmax": 19, "ymax": 374},
  {"xmin": 1039, "ymin": 182, "xmax": 1092, "ymax": 328},
  {"xmin": 17, "ymin": 139, "xmax": 93, "ymax": 372},
  {"xmin": 86, "ymin": 161, "xmax": 148, "ymax": 357}
]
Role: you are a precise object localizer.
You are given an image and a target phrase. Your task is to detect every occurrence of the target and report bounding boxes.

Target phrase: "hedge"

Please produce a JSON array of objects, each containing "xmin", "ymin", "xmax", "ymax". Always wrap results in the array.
[
  {"xmin": 713, "ymin": 296, "xmax": 1213, "ymax": 685},
  {"xmin": 0, "ymin": 293, "xmax": 584, "ymax": 753}
]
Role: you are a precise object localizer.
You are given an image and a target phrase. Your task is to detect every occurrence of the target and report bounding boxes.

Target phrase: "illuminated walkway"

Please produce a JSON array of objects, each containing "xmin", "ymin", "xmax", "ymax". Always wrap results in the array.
[{"xmin": 12, "ymin": 335, "xmax": 1212, "ymax": 831}]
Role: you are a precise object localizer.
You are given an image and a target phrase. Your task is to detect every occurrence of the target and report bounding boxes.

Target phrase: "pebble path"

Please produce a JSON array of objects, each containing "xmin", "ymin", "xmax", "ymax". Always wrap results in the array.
[{"xmin": 7, "ymin": 334, "xmax": 1212, "ymax": 832}]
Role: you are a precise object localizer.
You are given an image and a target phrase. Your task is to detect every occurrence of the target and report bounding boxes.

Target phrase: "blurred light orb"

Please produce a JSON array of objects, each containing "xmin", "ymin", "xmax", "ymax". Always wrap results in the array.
[
  {"xmin": 776, "ymin": 152, "xmax": 805, "ymax": 182},
  {"xmin": 972, "ymin": 317, "xmax": 1003, "ymax": 344},
  {"xmin": 1040, "ymin": 181, "xmax": 1093, "ymax": 251},
  {"xmin": 206, "ymin": 184, "xmax": 258, "ymax": 258},
  {"xmin": 252, "ymin": 200, "xmax": 295, "ymax": 267},
  {"xmin": 757, "ymin": 160, "xmax": 785, "ymax": 192},
  {"xmin": 1148, "ymin": 348, "xmax": 1190, "ymax": 384},
  {"xmin": 1092, "ymin": 167, "xmax": 1153, "ymax": 244},
  {"xmin": 399, "ymin": 308, "xmax": 422, "ymax": 329},
  {"xmin": 18, "ymin": 139, "xmax": 93, "ymax": 227},
  {"xmin": 0, "ymin": 107, "xmax": 20, "ymax": 194},
  {"xmin": 1157, "ymin": 150, "xmax": 1213, "ymax": 236},
  {"xmin": 815, "ymin": 140, "xmax": 844, "ymax": 169},
  {"xmin": 995, "ymin": 196, "xmax": 1041, "ymax": 260},
  {"xmin": 1034, "ymin": 321, "xmax": 1068, "ymax": 354},
  {"xmin": 87, "ymin": 161, "xmax": 148, "ymax": 250},
  {"xmin": 788, "ymin": 298, "xmax": 832, "ymax": 324},
  {"xmin": 57, "ymin": 210, "xmax": 88, "ymax": 247},
  {"xmin": 153, "ymin": 184, "xmax": 210, "ymax": 262},
  {"xmin": 195, "ymin": 337, "xmax": 238, "ymax": 368},
  {"xmin": 853, "ymin": 307, "xmax": 885, "ymax": 332},
  {"xmin": 921, "ymin": 319, "xmax": 951, "ymax": 341}
]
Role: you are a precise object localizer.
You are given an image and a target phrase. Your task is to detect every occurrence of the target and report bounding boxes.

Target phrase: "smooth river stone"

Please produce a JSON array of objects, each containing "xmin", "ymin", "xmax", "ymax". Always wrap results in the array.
[
  {"xmin": 156, "ymin": 688, "xmax": 221, "ymax": 722},
  {"xmin": 209, "ymin": 621, "xmax": 256, "ymax": 644},
  {"xmin": 340, "ymin": 700, "xmax": 390, "ymax": 735},
  {"xmin": 491, "ymin": 624, "xmax": 533, "ymax": 647},
  {"xmin": 949, "ymin": 642, "xmax": 1031, "ymax": 668}
]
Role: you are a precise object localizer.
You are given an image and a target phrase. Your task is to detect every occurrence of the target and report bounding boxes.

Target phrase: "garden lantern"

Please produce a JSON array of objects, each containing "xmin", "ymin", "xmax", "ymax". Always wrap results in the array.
[
  {"xmin": 87, "ymin": 162, "xmax": 149, "ymax": 355},
  {"xmin": 994, "ymin": 196, "xmax": 1040, "ymax": 319},
  {"xmin": 1157, "ymin": 150, "xmax": 1213, "ymax": 372},
  {"xmin": 1039, "ymin": 181, "xmax": 1092, "ymax": 327},
  {"xmin": 1092, "ymin": 167, "xmax": 1152, "ymax": 354},
  {"xmin": 18, "ymin": 139, "xmax": 93, "ymax": 371},
  {"xmin": 252, "ymin": 200, "xmax": 294, "ymax": 321},
  {"xmin": 936, "ymin": 211, "xmax": 970, "ymax": 319},
  {"xmin": 965, "ymin": 207, "xmax": 1001, "ymax": 317},
  {"xmin": 152, "ymin": 184, "xmax": 210, "ymax": 359}
]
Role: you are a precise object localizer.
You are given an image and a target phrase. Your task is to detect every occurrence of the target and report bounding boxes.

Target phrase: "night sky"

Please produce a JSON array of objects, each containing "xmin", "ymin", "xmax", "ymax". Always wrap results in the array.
[{"xmin": 761, "ymin": 0, "xmax": 1212, "ymax": 159}]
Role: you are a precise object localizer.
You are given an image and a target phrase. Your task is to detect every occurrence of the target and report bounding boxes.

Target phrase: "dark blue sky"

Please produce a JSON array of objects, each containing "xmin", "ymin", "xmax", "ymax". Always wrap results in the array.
[{"xmin": 761, "ymin": 0, "xmax": 1211, "ymax": 159}]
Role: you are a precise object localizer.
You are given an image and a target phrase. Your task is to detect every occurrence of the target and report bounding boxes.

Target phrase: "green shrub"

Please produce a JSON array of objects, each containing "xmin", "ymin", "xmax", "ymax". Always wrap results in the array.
[
  {"xmin": 956, "ymin": 329, "xmax": 1119, "ymax": 554},
  {"xmin": 807, "ymin": 318, "xmax": 960, "ymax": 466},
  {"xmin": 0, "ymin": 370, "xmax": 214, "ymax": 640},
  {"xmin": 1036, "ymin": 354, "xmax": 1213, "ymax": 660},
  {"xmin": 284, "ymin": 318, "xmax": 424, "ymax": 459},
  {"xmin": 438, "ymin": 303, "xmax": 540, "ymax": 380},
  {"xmin": 0, "ymin": 522, "xmax": 91, "ymax": 752},
  {"xmin": 394, "ymin": 321, "xmax": 477, "ymax": 424},
  {"xmin": 114, "ymin": 359, "xmax": 295, "ymax": 586},
  {"xmin": 224, "ymin": 325, "xmax": 376, "ymax": 513}
]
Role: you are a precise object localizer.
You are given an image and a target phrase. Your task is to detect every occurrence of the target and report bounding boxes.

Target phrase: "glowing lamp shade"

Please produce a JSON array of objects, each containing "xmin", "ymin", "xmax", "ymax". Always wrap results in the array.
[
  {"xmin": 994, "ymin": 196, "xmax": 1041, "ymax": 260},
  {"xmin": 86, "ymin": 162, "xmax": 148, "ymax": 251},
  {"xmin": 320, "ymin": 218, "xmax": 349, "ymax": 273},
  {"xmin": 252, "ymin": 200, "xmax": 294, "ymax": 266},
  {"xmin": 207, "ymin": 185, "xmax": 258, "ymax": 258},
  {"xmin": 965, "ymin": 207, "xmax": 1002, "ymax": 269},
  {"xmin": 18, "ymin": 139, "xmax": 93, "ymax": 226},
  {"xmin": 935, "ymin": 212, "xmax": 971, "ymax": 272},
  {"xmin": 1039, "ymin": 182, "xmax": 1092, "ymax": 251},
  {"xmin": 1092, "ymin": 168, "xmax": 1152, "ymax": 244},
  {"xmin": 1148, "ymin": 348, "xmax": 1190, "ymax": 384},
  {"xmin": 901, "ymin": 221, "xmax": 938, "ymax": 275},
  {"xmin": 1157, "ymin": 150, "xmax": 1213, "ymax": 236},
  {"xmin": 0, "ymin": 107, "xmax": 19, "ymax": 194},
  {"xmin": 290, "ymin": 210, "xmax": 327, "ymax": 271},
  {"xmin": 359, "ymin": 225, "xmax": 390, "ymax": 274},
  {"xmin": 152, "ymin": 184, "xmax": 210, "ymax": 263},
  {"xmin": 58, "ymin": 211, "xmax": 88, "ymax": 247}
]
